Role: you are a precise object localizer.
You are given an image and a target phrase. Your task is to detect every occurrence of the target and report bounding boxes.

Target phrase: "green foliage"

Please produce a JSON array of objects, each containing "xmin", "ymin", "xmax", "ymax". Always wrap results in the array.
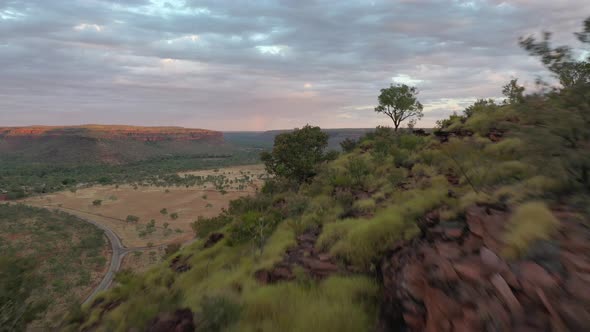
[
  {"xmin": 92, "ymin": 199, "xmax": 102, "ymax": 206},
  {"xmin": 463, "ymin": 99, "xmax": 498, "ymax": 118},
  {"xmin": 374, "ymin": 84, "xmax": 424, "ymax": 130},
  {"xmin": 340, "ymin": 137, "xmax": 359, "ymax": 153},
  {"xmin": 260, "ymin": 125, "xmax": 330, "ymax": 184},
  {"xmin": 331, "ymin": 187, "xmax": 449, "ymax": 269},
  {"xmin": 502, "ymin": 79, "xmax": 525, "ymax": 104},
  {"xmin": 503, "ymin": 202, "xmax": 559, "ymax": 259},
  {"xmin": 126, "ymin": 215, "xmax": 140, "ymax": 223},
  {"xmin": 240, "ymin": 276, "xmax": 378, "ymax": 332},
  {"xmin": 170, "ymin": 212, "xmax": 179, "ymax": 220},
  {"xmin": 191, "ymin": 214, "xmax": 233, "ymax": 238},
  {"xmin": 0, "ymin": 256, "xmax": 46, "ymax": 332},
  {"xmin": 197, "ymin": 296, "xmax": 241, "ymax": 332},
  {"xmin": 0, "ymin": 205, "xmax": 105, "ymax": 330},
  {"xmin": 160, "ymin": 208, "xmax": 168, "ymax": 215}
]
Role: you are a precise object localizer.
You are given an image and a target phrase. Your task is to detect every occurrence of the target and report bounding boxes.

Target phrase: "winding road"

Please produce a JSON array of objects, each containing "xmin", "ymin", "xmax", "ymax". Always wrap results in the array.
[{"xmin": 35, "ymin": 204, "xmax": 184, "ymax": 305}]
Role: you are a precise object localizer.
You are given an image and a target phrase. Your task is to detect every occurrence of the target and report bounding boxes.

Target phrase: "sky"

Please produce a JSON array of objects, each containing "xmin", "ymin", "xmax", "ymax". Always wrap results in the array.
[{"xmin": 0, "ymin": 0, "xmax": 589, "ymax": 131}]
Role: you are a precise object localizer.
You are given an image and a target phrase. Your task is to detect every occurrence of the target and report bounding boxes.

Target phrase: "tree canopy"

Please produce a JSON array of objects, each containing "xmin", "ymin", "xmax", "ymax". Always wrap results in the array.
[
  {"xmin": 260, "ymin": 125, "xmax": 330, "ymax": 184},
  {"xmin": 374, "ymin": 84, "xmax": 423, "ymax": 131}
]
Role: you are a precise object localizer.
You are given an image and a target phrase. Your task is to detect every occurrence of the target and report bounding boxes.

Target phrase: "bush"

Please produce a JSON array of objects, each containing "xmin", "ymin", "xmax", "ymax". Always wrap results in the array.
[
  {"xmin": 503, "ymin": 202, "xmax": 559, "ymax": 259},
  {"xmin": 261, "ymin": 125, "xmax": 330, "ymax": 184},
  {"xmin": 197, "ymin": 296, "xmax": 241, "ymax": 332},
  {"xmin": 331, "ymin": 187, "xmax": 448, "ymax": 269},
  {"xmin": 352, "ymin": 198, "xmax": 376, "ymax": 215},
  {"xmin": 92, "ymin": 200, "xmax": 102, "ymax": 206},
  {"xmin": 170, "ymin": 212, "xmax": 179, "ymax": 220},
  {"xmin": 126, "ymin": 215, "xmax": 140, "ymax": 223},
  {"xmin": 240, "ymin": 276, "xmax": 378, "ymax": 332},
  {"xmin": 191, "ymin": 214, "xmax": 233, "ymax": 238}
]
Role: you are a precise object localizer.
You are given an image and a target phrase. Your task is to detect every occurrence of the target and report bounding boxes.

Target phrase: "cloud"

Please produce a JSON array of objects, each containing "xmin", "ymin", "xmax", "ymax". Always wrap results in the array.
[{"xmin": 0, "ymin": 0, "xmax": 589, "ymax": 130}]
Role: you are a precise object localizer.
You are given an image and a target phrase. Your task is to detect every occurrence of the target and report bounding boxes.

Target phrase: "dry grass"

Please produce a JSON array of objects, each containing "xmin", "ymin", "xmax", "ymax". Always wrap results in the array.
[{"xmin": 22, "ymin": 165, "xmax": 266, "ymax": 248}]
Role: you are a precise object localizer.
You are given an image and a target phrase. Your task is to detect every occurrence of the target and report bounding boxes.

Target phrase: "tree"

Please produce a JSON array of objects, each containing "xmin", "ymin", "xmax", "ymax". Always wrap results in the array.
[
  {"xmin": 520, "ymin": 21, "xmax": 590, "ymax": 88},
  {"xmin": 374, "ymin": 84, "xmax": 424, "ymax": 131},
  {"xmin": 502, "ymin": 79, "xmax": 525, "ymax": 104},
  {"xmin": 463, "ymin": 99, "xmax": 497, "ymax": 118},
  {"xmin": 260, "ymin": 125, "xmax": 330, "ymax": 184}
]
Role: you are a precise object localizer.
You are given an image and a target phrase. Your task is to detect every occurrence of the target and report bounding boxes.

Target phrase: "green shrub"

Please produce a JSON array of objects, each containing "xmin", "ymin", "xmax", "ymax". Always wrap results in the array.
[
  {"xmin": 503, "ymin": 202, "xmax": 559, "ymax": 259},
  {"xmin": 126, "ymin": 215, "xmax": 140, "ymax": 223},
  {"xmin": 332, "ymin": 187, "xmax": 448, "ymax": 269},
  {"xmin": 92, "ymin": 200, "xmax": 102, "ymax": 206},
  {"xmin": 190, "ymin": 214, "xmax": 232, "ymax": 238},
  {"xmin": 197, "ymin": 296, "xmax": 241, "ymax": 332},
  {"xmin": 239, "ymin": 276, "xmax": 378, "ymax": 332},
  {"xmin": 352, "ymin": 198, "xmax": 376, "ymax": 215}
]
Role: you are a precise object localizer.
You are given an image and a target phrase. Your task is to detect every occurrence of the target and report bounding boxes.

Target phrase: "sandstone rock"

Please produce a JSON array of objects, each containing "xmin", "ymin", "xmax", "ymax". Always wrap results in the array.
[
  {"xmin": 462, "ymin": 234, "xmax": 483, "ymax": 254},
  {"xmin": 490, "ymin": 274, "xmax": 524, "ymax": 321},
  {"xmin": 518, "ymin": 262, "xmax": 559, "ymax": 293},
  {"xmin": 465, "ymin": 208, "xmax": 485, "ymax": 237},
  {"xmin": 565, "ymin": 276, "xmax": 590, "ymax": 303},
  {"xmin": 403, "ymin": 312, "xmax": 425, "ymax": 331},
  {"xmin": 436, "ymin": 242, "xmax": 462, "ymax": 260},
  {"xmin": 558, "ymin": 301, "xmax": 590, "ymax": 331},
  {"xmin": 147, "ymin": 308, "xmax": 194, "ymax": 332},
  {"xmin": 454, "ymin": 259, "xmax": 483, "ymax": 283},
  {"xmin": 561, "ymin": 251, "xmax": 590, "ymax": 273},
  {"xmin": 203, "ymin": 232, "xmax": 224, "ymax": 248},
  {"xmin": 480, "ymin": 247, "xmax": 507, "ymax": 274},
  {"xmin": 424, "ymin": 287, "xmax": 460, "ymax": 332}
]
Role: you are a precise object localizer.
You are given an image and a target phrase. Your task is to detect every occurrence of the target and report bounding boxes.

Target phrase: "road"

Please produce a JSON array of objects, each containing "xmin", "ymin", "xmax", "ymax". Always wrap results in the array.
[{"xmin": 34, "ymin": 205, "xmax": 184, "ymax": 306}]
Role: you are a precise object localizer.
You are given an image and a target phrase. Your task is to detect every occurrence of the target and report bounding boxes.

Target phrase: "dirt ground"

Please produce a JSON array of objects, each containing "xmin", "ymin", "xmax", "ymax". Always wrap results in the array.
[{"xmin": 23, "ymin": 164, "xmax": 267, "ymax": 248}]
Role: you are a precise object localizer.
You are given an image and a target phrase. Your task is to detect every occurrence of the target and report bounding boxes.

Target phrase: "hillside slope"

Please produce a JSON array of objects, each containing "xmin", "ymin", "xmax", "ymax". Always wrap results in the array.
[
  {"xmin": 0, "ymin": 125, "xmax": 224, "ymax": 165},
  {"xmin": 64, "ymin": 82, "xmax": 590, "ymax": 331}
]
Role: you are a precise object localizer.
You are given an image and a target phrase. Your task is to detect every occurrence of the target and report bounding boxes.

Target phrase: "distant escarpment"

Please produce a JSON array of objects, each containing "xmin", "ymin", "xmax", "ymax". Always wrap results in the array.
[
  {"xmin": 0, "ymin": 125, "xmax": 223, "ymax": 142},
  {"xmin": 0, "ymin": 125, "xmax": 225, "ymax": 164}
]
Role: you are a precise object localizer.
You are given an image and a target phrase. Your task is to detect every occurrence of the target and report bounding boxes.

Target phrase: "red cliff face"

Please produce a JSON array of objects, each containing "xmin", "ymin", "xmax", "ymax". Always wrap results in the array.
[{"xmin": 0, "ymin": 125, "xmax": 224, "ymax": 143}]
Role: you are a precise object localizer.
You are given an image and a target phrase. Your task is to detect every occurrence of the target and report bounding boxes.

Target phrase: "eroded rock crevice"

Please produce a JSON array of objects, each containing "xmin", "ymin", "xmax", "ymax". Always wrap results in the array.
[{"xmin": 380, "ymin": 206, "xmax": 590, "ymax": 331}]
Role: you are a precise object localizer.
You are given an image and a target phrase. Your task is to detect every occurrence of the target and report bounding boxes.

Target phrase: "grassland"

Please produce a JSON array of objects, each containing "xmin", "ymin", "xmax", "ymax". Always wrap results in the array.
[{"xmin": 22, "ymin": 165, "xmax": 267, "ymax": 248}]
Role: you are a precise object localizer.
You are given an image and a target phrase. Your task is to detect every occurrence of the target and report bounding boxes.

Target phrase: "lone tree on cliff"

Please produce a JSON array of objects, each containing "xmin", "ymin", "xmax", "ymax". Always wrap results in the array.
[{"xmin": 374, "ymin": 84, "xmax": 424, "ymax": 131}]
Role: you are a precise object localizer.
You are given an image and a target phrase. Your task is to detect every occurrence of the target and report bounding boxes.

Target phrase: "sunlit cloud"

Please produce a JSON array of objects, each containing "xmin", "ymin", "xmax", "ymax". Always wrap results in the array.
[
  {"xmin": 74, "ymin": 23, "xmax": 103, "ymax": 32},
  {"xmin": 392, "ymin": 74, "xmax": 424, "ymax": 86},
  {"xmin": 256, "ymin": 45, "xmax": 289, "ymax": 56}
]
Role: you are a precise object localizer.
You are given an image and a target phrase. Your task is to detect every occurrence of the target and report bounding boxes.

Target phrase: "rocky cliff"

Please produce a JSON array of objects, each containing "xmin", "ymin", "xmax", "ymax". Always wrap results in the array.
[
  {"xmin": 0, "ymin": 125, "xmax": 225, "ymax": 164},
  {"xmin": 0, "ymin": 125, "xmax": 223, "ymax": 142}
]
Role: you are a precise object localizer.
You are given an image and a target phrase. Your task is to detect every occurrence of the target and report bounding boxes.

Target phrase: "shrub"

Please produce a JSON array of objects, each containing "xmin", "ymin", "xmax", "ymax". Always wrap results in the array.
[
  {"xmin": 92, "ymin": 200, "xmax": 102, "ymax": 206},
  {"xmin": 191, "ymin": 214, "xmax": 232, "ymax": 238},
  {"xmin": 503, "ymin": 202, "xmax": 559, "ymax": 259},
  {"xmin": 340, "ymin": 138, "xmax": 358, "ymax": 153},
  {"xmin": 261, "ymin": 125, "xmax": 330, "ymax": 184},
  {"xmin": 197, "ymin": 296, "xmax": 241, "ymax": 332},
  {"xmin": 332, "ymin": 187, "xmax": 448, "ymax": 269},
  {"xmin": 352, "ymin": 199, "xmax": 376, "ymax": 215},
  {"xmin": 160, "ymin": 208, "xmax": 168, "ymax": 215},
  {"xmin": 170, "ymin": 212, "xmax": 179, "ymax": 220},
  {"xmin": 240, "ymin": 276, "xmax": 378, "ymax": 332},
  {"xmin": 126, "ymin": 215, "xmax": 140, "ymax": 223}
]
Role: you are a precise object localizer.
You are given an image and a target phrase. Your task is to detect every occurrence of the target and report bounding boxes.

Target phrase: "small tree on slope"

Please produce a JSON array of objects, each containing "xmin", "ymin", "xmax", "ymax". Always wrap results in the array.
[{"xmin": 374, "ymin": 84, "xmax": 424, "ymax": 131}]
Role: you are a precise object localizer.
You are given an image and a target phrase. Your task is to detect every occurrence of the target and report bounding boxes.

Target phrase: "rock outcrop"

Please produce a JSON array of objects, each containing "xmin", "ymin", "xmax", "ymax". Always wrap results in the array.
[{"xmin": 379, "ymin": 206, "xmax": 590, "ymax": 331}]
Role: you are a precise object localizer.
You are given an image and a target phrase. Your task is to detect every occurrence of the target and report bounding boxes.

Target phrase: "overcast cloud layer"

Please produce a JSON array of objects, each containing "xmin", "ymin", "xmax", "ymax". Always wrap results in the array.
[{"xmin": 1, "ymin": 0, "xmax": 589, "ymax": 130}]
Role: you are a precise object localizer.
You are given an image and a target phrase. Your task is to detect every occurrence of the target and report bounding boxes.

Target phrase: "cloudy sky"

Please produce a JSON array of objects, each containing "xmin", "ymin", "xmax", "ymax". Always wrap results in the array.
[{"xmin": 1, "ymin": 0, "xmax": 588, "ymax": 130}]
